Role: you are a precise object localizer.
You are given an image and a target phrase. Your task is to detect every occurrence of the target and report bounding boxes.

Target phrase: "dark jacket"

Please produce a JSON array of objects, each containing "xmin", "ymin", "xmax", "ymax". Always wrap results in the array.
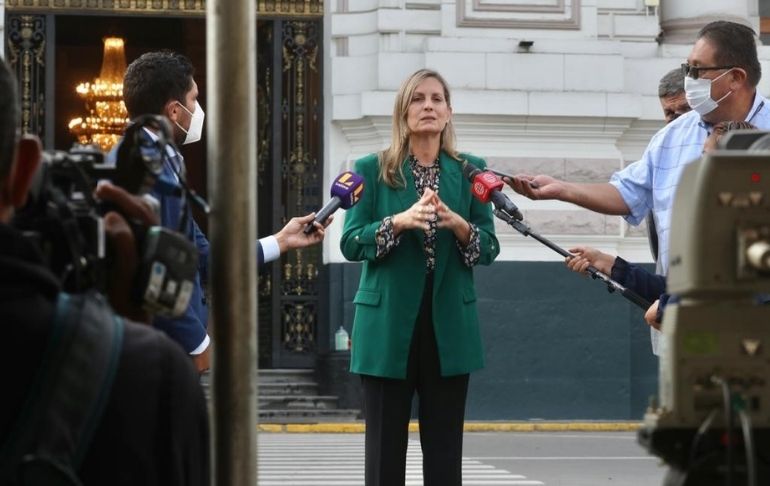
[
  {"xmin": 610, "ymin": 257, "xmax": 769, "ymax": 322},
  {"xmin": 151, "ymin": 146, "xmax": 210, "ymax": 353},
  {"xmin": 109, "ymin": 134, "xmax": 209, "ymax": 354},
  {"xmin": 0, "ymin": 224, "xmax": 209, "ymax": 486}
]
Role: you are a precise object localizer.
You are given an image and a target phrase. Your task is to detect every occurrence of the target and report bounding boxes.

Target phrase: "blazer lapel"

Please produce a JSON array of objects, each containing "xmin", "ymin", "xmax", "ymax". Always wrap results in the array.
[
  {"xmin": 438, "ymin": 152, "xmax": 461, "ymax": 217},
  {"xmin": 395, "ymin": 157, "xmax": 418, "ymax": 213},
  {"xmin": 392, "ymin": 157, "xmax": 423, "ymax": 247},
  {"xmin": 433, "ymin": 152, "xmax": 462, "ymax": 290}
]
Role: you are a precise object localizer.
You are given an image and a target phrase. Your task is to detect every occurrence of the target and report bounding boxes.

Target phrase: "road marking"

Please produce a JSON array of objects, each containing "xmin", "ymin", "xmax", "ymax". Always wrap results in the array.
[
  {"xmin": 258, "ymin": 434, "xmax": 545, "ymax": 485},
  {"xmin": 468, "ymin": 456, "xmax": 657, "ymax": 461}
]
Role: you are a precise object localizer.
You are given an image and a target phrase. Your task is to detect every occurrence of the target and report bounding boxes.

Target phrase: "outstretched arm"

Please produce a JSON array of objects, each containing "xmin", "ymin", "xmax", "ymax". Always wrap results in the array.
[
  {"xmin": 258, "ymin": 213, "xmax": 332, "ymax": 267},
  {"xmin": 504, "ymin": 176, "xmax": 630, "ymax": 216},
  {"xmin": 274, "ymin": 213, "xmax": 331, "ymax": 253}
]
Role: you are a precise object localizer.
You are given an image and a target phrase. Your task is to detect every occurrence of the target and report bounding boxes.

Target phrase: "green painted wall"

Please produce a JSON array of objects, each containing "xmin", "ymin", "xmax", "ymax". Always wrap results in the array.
[{"xmin": 328, "ymin": 261, "xmax": 659, "ymax": 420}]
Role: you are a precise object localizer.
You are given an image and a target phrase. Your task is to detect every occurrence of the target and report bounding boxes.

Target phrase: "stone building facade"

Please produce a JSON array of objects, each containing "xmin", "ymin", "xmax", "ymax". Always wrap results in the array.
[{"xmin": 2, "ymin": 0, "xmax": 768, "ymax": 419}]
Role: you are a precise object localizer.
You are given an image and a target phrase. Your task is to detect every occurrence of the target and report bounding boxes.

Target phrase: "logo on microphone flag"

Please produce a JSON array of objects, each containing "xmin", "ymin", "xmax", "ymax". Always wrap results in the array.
[
  {"xmin": 332, "ymin": 171, "xmax": 365, "ymax": 208},
  {"xmin": 337, "ymin": 171, "xmax": 356, "ymax": 187},
  {"xmin": 473, "ymin": 181, "xmax": 486, "ymax": 197},
  {"xmin": 352, "ymin": 183, "xmax": 364, "ymax": 204}
]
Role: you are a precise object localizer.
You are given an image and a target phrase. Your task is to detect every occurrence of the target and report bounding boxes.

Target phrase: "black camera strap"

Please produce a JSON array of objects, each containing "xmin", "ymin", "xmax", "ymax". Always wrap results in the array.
[{"xmin": 0, "ymin": 291, "xmax": 124, "ymax": 486}]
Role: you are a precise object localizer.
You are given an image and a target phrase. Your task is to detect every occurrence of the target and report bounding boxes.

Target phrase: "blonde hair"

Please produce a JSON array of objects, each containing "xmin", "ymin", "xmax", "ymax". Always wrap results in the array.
[{"xmin": 378, "ymin": 69, "xmax": 460, "ymax": 188}]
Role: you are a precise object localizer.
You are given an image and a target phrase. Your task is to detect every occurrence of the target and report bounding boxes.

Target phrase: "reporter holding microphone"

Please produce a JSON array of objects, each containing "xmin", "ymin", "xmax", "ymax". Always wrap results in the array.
[{"xmin": 340, "ymin": 69, "xmax": 499, "ymax": 486}]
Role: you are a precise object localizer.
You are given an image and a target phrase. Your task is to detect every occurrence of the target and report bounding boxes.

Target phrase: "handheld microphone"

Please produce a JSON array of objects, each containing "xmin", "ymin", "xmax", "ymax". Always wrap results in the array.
[
  {"xmin": 462, "ymin": 162, "xmax": 524, "ymax": 221},
  {"xmin": 304, "ymin": 171, "xmax": 365, "ymax": 234}
]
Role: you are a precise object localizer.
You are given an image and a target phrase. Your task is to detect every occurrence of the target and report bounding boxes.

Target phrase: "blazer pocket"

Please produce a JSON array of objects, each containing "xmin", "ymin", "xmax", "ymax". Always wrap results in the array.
[
  {"xmin": 463, "ymin": 287, "xmax": 477, "ymax": 304},
  {"xmin": 354, "ymin": 289, "xmax": 381, "ymax": 307}
]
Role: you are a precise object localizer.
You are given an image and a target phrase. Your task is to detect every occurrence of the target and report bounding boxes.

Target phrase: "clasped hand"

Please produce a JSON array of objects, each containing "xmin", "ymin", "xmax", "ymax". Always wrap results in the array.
[{"xmin": 393, "ymin": 188, "xmax": 470, "ymax": 242}]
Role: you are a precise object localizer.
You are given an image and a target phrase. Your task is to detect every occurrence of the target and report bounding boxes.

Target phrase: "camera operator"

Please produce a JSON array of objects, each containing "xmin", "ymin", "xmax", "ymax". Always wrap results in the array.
[
  {"xmin": 121, "ymin": 51, "xmax": 330, "ymax": 372},
  {"xmin": 0, "ymin": 59, "xmax": 208, "ymax": 485}
]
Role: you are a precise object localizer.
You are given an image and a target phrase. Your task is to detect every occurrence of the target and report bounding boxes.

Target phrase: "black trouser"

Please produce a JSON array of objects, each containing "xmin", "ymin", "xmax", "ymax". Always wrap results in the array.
[{"xmin": 361, "ymin": 275, "xmax": 470, "ymax": 486}]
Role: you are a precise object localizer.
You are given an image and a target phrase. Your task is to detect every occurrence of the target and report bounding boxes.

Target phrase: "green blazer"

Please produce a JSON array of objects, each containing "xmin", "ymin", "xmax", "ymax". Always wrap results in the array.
[{"xmin": 340, "ymin": 151, "xmax": 500, "ymax": 379}]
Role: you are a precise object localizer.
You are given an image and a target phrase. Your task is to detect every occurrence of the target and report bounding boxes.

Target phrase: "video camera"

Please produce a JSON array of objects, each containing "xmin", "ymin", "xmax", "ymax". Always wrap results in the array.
[
  {"xmin": 638, "ymin": 130, "xmax": 770, "ymax": 486},
  {"xmin": 12, "ymin": 115, "xmax": 199, "ymax": 318}
]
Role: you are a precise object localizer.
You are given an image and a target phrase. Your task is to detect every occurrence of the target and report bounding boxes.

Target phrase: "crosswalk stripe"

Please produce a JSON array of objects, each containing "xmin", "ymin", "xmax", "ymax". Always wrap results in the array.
[{"xmin": 258, "ymin": 434, "xmax": 544, "ymax": 486}]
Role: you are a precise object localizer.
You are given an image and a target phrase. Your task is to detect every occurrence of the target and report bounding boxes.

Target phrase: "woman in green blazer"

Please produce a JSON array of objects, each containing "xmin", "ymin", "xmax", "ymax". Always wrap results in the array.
[{"xmin": 340, "ymin": 69, "xmax": 499, "ymax": 486}]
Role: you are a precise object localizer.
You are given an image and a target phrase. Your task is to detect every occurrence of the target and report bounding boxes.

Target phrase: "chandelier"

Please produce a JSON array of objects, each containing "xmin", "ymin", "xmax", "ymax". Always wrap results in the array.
[{"xmin": 68, "ymin": 37, "xmax": 130, "ymax": 152}]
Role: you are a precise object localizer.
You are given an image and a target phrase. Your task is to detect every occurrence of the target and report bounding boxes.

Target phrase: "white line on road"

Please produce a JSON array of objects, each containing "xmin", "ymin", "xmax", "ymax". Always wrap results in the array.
[
  {"xmin": 468, "ymin": 456, "xmax": 657, "ymax": 460},
  {"xmin": 258, "ymin": 435, "xmax": 545, "ymax": 485}
]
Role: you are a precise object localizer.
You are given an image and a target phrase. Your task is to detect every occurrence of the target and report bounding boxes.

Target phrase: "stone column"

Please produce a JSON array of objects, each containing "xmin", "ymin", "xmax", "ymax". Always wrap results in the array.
[{"xmin": 661, "ymin": 0, "xmax": 751, "ymax": 44}]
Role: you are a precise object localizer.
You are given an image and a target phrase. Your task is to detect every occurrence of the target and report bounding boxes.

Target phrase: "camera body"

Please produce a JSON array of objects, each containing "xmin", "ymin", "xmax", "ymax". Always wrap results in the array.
[
  {"xmin": 638, "ymin": 130, "xmax": 770, "ymax": 486},
  {"xmin": 12, "ymin": 116, "xmax": 199, "ymax": 318}
]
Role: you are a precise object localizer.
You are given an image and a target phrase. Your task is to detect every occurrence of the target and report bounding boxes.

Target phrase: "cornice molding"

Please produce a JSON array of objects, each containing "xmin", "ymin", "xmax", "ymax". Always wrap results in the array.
[
  {"xmin": 5, "ymin": 0, "xmax": 323, "ymax": 17},
  {"xmin": 336, "ymin": 114, "xmax": 635, "ymax": 158}
]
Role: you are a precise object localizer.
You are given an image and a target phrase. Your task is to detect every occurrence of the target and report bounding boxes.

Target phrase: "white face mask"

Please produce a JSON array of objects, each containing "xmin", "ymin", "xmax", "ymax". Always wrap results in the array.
[
  {"xmin": 175, "ymin": 100, "xmax": 205, "ymax": 145},
  {"xmin": 684, "ymin": 69, "xmax": 733, "ymax": 117}
]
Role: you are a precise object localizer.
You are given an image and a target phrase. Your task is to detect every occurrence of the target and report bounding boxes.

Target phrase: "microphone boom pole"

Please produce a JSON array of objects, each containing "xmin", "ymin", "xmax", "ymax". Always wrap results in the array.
[{"xmin": 492, "ymin": 206, "xmax": 652, "ymax": 311}]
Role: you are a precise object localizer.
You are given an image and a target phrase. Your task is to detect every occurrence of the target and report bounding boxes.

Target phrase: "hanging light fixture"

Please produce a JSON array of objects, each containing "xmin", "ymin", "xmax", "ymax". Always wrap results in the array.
[{"xmin": 68, "ymin": 37, "xmax": 130, "ymax": 152}]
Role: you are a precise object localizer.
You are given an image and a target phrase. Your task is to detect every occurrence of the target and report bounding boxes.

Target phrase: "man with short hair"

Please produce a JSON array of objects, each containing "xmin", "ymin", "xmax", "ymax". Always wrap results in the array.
[
  {"xmin": 506, "ymin": 21, "xmax": 770, "ymax": 353},
  {"xmin": 0, "ymin": 57, "xmax": 209, "ymax": 485},
  {"xmin": 658, "ymin": 67, "xmax": 690, "ymax": 125},
  {"xmin": 122, "ymin": 51, "xmax": 329, "ymax": 371},
  {"xmin": 122, "ymin": 51, "xmax": 213, "ymax": 371}
]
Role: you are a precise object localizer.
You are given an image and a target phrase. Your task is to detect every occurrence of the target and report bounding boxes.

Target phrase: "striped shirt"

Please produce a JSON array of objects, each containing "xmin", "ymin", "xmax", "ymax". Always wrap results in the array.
[
  {"xmin": 610, "ymin": 92, "xmax": 770, "ymax": 274},
  {"xmin": 609, "ymin": 92, "xmax": 770, "ymax": 354}
]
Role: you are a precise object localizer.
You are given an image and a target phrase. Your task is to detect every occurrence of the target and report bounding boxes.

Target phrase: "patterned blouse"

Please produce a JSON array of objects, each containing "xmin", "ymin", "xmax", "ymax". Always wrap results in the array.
[{"xmin": 375, "ymin": 154, "xmax": 481, "ymax": 272}]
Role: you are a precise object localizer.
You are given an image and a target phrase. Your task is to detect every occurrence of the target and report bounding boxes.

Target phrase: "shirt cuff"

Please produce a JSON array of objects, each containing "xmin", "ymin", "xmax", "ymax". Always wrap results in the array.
[
  {"xmin": 610, "ymin": 256, "xmax": 630, "ymax": 287},
  {"xmin": 260, "ymin": 235, "xmax": 281, "ymax": 264},
  {"xmin": 457, "ymin": 223, "xmax": 481, "ymax": 267},
  {"xmin": 375, "ymin": 216, "xmax": 401, "ymax": 259},
  {"xmin": 190, "ymin": 334, "xmax": 210, "ymax": 355}
]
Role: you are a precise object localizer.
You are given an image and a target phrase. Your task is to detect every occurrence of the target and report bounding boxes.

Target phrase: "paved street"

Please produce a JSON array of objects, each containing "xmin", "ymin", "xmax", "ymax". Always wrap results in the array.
[{"xmin": 257, "ymin": 431, "xmax": 667, "ymax": 486}]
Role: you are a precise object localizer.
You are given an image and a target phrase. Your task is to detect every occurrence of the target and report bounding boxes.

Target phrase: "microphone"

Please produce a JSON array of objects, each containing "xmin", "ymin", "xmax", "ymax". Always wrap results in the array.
[
  {"xmin": 462, "ymin": 162, "xmax": 524, "ymax": 221},
  {"xmin": 304, "ymin": 171, "xmax": 365, "ymax": 234}
]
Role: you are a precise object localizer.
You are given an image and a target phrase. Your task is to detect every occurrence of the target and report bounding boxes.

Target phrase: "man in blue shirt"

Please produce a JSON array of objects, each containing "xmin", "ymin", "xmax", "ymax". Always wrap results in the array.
[
  {"xmin": 505, "ymin": 21, "xmax": 770, "ymax": 354},
  {"xmin": 122, "ymin": 51, "xmax": 328, "ymax": 371}
]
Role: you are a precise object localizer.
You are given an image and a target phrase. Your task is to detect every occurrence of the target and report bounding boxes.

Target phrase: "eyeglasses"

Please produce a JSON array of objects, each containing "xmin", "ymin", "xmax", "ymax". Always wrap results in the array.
[{"xmin": 681, "ymin": 63, "xmax": 735, "ymax": 80}]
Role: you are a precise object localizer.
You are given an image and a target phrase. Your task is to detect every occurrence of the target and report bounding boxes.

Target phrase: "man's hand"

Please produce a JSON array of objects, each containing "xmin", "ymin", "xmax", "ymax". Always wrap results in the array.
[
  {"xmin": 503, "ymin": 176, "xmax": 631, "ymax": 216},
  {"xmin": 565, "ymin": 246, "xmax": 616, "ymax": 275},
  {"xmin": 275, "ymin": 213, "xmax": 332, "ymax": 253},
  {"xmin": 95, "ymin": 182, "xmax": 159, "ymax": 324},
  {"xmin": 503, "ymin": 174, "xmax": 565, "ymax": 200},
  {"xmin": 644, "ymin": 299, "xmax": 661, "ymax": 330},
  {"xmin": 192, "ymin": 349, "xmax": 211, "ymax": 373}
]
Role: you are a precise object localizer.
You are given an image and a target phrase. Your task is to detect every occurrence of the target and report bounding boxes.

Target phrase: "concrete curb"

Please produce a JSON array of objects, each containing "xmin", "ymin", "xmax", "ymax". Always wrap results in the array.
[{"xmin": 258, "ymin": 421, "xmax": 643, "ymax": 433}]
